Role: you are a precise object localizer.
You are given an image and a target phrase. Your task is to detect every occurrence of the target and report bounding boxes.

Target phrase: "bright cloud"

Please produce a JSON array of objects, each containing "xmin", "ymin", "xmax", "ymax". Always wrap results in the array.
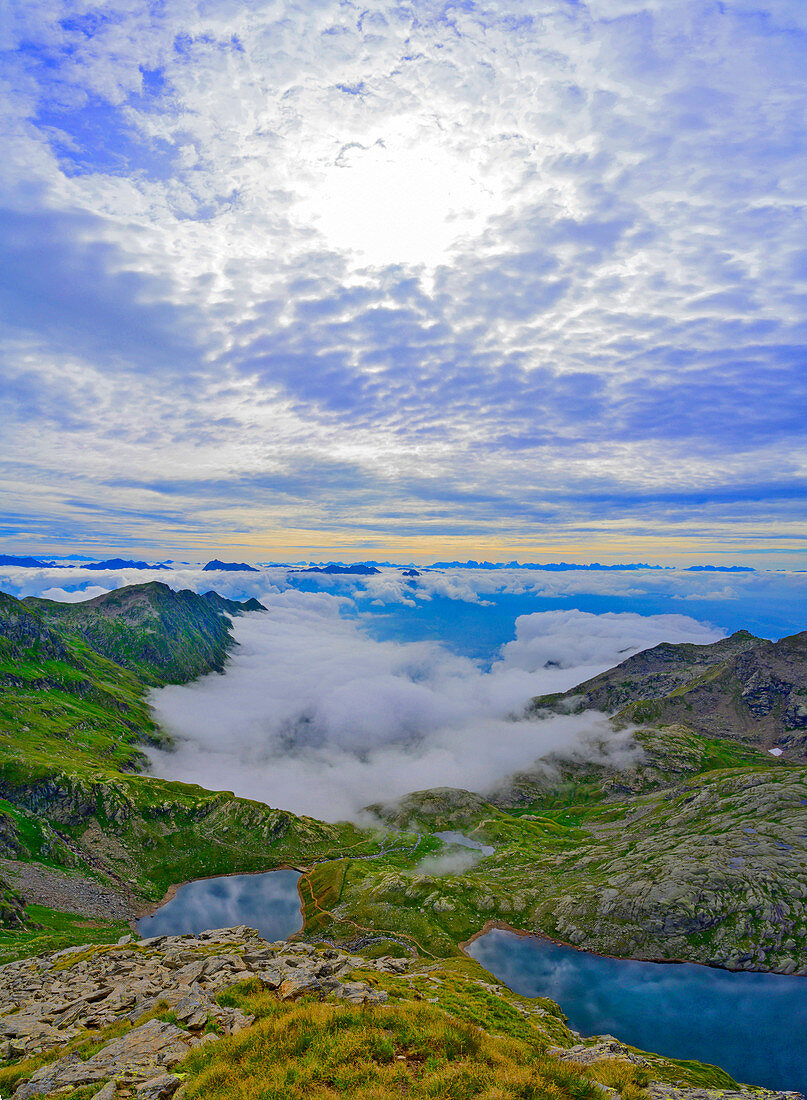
[
  {"xmin": 146, "ymin": 595, "xmax": 722, "ymax": 819},
  {"xmin": 1, "ymin": 2, "xmax": 806, "ymax": 562}
]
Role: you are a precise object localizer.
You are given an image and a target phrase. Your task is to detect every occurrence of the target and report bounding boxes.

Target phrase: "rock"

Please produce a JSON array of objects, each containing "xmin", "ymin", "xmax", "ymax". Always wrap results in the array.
[
  {"xmin": 647, "ymin": 1087, "xmax": 802, "ymax": 1100},
  {"xmin": 86, "ymin": 1019, "xmax": 192, "ymax": 1078},
  {"xmin": 280, "ymin": 973, "xmax": 323, "ymax": 1001},
  {"xmin": 95, "ymin": 1083, "xmax": 118, "ymax": 1100},
  {"xmin": 549, "ymin": 1037, "xmax": 648, "ymax": 1067},
  {"xmin": 173, "ymin": 959, "xmax": 207, "ymax": 985},
  {"xmin": 242, "ymin": 949, "xmax": 278, "ymax": 965},
  {"xmin": 173, "ymin": 990, "xmax": 211, "ymax": 1030},
  {"xmin": 377, "ymin": 957, "xmax": 407, "ymax": 974},
  {"xmin": 254, "ymin": 966, "xmax": 284, "ymax": 989},
  {"xmin": 135, "ymin": 1074, "xmax": 182, "ymax": 1099}
]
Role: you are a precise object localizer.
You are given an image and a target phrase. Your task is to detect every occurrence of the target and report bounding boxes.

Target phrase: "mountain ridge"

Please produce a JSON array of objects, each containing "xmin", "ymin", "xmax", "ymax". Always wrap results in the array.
[{"xmin": 529, "ymin": 628, "xmax": 807, "ymax": 755}]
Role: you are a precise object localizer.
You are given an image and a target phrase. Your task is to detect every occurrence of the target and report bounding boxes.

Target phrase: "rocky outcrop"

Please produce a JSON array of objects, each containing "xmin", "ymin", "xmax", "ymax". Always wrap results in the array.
[
  {"xmin": 200, "ymin": 591, "xmax": 266, "ymax": 616},
  {"xmin": 0, "ymin": 874, "xmax": 27, "ymax": 929},
  {"xmin": 0, "ymin": 593, "xmax": 69, "ymax": 665},
  {"xmin": 23, "ymin": 583, "xmax": 240, "ymax": 685},
  {"xmin": 529, "ymin": 629, "xmax": 807, "ymax": 754},
  {"xmin": 2, "ymin": 927, "xmax": 801, "ymax": 1100},
  {"xmin": 551, "ymin": 1037, "xmax": 801, "ymax": 1100},
  {"xmin": 1, "ymin": 927, "xmax": 395, "ymax": 1097},
  {"xmin": 529, "ymin": 631, "xmax": 760, "ymax": 717}
]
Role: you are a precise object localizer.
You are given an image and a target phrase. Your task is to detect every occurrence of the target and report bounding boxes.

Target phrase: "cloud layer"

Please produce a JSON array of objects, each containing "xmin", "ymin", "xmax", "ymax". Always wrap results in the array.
[
  {"xmin": 147, "ymin": 595, "xmax": 722, "ymax": 819},
  {"xmin": 1, "ymin": 2, "xmax": 807, "ymax": 562}
]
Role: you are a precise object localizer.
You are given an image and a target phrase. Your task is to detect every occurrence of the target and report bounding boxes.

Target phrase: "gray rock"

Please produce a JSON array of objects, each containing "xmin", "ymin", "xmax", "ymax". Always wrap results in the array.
[
  {"xmin": 173, "ymin": 990, "xmax": 212, "ymax": 1030},
  {"xmin": 549, "ymin": 1037, "xmax": 648, "ymax": 1066},
  {"xmin": 279, "ymin": 973, "xmax": 323, "ymax": 1000},
  {"xmin": 135, "ymin": 1074, "xmax": 182, "ymax": 1098}
]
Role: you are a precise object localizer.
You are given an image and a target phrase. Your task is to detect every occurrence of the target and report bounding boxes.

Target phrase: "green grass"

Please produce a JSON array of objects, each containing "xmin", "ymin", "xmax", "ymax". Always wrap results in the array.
[
  {"xmin": 0, "ymin": 904, "xmax": 131, "ymax": 964},
  {"xmin": 177, "ymin": 996, "xmax": 643, "ymax": 1100}
]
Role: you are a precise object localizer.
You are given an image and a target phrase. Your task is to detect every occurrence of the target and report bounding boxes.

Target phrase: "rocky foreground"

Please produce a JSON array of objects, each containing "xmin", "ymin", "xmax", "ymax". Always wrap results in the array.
[
  {"xmin": 0, "ymin": 927, "xmax": 801, "ymax": 1100},
  {"xmin": 1, "ymin": 926, "xmax": 391, "ymax": 1098}
]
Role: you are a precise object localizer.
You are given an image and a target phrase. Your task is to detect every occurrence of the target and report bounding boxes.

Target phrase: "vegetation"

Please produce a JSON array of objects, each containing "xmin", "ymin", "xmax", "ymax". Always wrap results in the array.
[
  {"xmin": 178, "ymin": 988, "xmax": 644, "ymax": 1100},
  {"xmin": 23, "ymin": 582, "xmax": 242, "ymax": 686},
  {"xmin": 173, "ymin": 960, "xmax": 739, "ymax": 1099},
  {"xmin": 0, "ymin": 904, "xmax": 135, "ymax": 965},
  {"xmin": 1, "ymin": 581, "xmax": 805, "ymax": 1094},
  {"xmin": 299, "ymin": 726, "xmax": 807, "ymax": 971}
]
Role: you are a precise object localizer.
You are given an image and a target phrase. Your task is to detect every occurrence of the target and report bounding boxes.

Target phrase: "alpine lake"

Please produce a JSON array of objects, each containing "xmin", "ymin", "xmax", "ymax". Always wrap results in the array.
[{"xmin": 138, "ymin": 866, "xmax": 805, "ymax": 1094}]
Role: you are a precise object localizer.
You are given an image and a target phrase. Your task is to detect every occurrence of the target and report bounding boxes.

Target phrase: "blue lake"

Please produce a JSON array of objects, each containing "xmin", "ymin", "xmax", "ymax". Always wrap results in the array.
[
  {"xmin": 467, "ymin": 929, "xmax": 807, "ymax": 1093},
  {"xmin": 137, "ymin": 869, "xmax": 303, "ymax": 941}
]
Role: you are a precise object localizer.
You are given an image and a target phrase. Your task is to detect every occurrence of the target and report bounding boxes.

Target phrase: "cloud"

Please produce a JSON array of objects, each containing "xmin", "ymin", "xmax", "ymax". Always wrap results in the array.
[
  {"xmin": 1, "ymin": 1, "xmax": 806, "ymax": 559},
  {"xmin": 497, "ymin": 609, "xmax": 721, "ymax": 671},
  {"xmin": 146, "ymin": 594, "xmax": 723, "ymax": 820},
  {"xmin": 39, "ymin": 585, "xmax": 111, "ymax": 602}
]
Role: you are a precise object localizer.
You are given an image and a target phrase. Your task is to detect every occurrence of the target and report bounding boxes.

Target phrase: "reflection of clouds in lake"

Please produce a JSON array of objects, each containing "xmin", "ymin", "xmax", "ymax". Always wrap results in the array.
[
  {"xmin": 467, "ymin": 930, "xmax": 806, "ymax": 1093},
  {"xmin": 137, "ymin": 870, "xmax": 302, "ymax": 941}
]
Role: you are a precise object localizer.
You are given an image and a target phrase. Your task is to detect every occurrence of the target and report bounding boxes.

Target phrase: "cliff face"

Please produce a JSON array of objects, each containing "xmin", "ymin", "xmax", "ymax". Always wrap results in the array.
[
  {"xmin": 530, "ymin": 628, "xmax": 807, "ymax": 754},
  {"xmin": 0, "ymin": 594, "xmax": 69, "ymax": 665}
]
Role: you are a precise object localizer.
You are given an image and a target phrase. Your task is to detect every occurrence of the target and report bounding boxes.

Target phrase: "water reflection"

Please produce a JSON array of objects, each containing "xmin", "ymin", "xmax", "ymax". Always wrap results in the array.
[
  {"xmin": 137, "ymin": 869, "xmax": 303, "ymax": 941},
  {"xmin": 467, "ymin": 929, "xmax": 806, "ymax": 1093},
  {"xmin": 434, "ymin": 830, "xmax": 495, "ymax": 857}
]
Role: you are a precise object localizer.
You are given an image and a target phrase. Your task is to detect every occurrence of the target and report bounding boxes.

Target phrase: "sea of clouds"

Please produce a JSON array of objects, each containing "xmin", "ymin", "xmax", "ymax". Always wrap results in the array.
[
  {"xmin": 141, "ymin": 583, "xmax": 724, "ymax": 820},
  {"xmin": 9, "ymin": 559, "xmax": 804, "ymax": 820}
]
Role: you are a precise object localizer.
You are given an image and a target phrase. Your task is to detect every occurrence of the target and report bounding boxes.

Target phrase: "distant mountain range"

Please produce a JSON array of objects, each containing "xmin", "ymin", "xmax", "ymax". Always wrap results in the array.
[
  {"xmin": 0, "ymin": 555, "xmax": 54, "ymax": 568},
  {"xmin": 0, "ymin": 553, "xmax": 761, "ymax": 573},
  {"xmin": 292, "ymin": 563, "xmax": 381, "ymax": 575},
  {"xmin": 202, "ymin": 559, "xmax": 259, "ymax": 572},
  {"xmin": 84, "ymin": 558, "xmax": 171, "ymax": 571}
]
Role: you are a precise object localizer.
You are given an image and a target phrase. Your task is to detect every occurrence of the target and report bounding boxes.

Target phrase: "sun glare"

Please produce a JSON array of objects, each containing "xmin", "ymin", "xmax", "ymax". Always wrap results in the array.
[{"xmin": 298, "ymin": 138, "xmax": 506, "ymax": 270}]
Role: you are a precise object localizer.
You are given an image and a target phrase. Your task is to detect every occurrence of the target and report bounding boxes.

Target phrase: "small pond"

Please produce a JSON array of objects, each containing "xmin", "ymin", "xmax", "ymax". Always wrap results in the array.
[
  {"xmin": 434, "ymin": 830, "xmax": 495, "ymax": 857},
  {"xmin": 467, "ymin": 929, "xmax": 806, "ymax": 1093},
  {"xmin": 137, "ymin": 869, "xmax": 303, "ymax": 942}
]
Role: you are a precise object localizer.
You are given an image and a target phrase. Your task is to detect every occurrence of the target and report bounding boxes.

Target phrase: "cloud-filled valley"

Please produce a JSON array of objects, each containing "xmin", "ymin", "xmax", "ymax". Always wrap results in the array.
[{"xmin": 147, "ymin": 590, "xmax": 722, "ymax": 820}]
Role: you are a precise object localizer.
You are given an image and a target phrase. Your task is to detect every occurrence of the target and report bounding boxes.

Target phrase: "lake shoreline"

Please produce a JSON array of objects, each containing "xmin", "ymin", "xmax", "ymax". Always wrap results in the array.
[
  {"xmin": 459, "ymin": 919, "xmax": 807, "ymax": 977},
  {"xmin": 134, "ymin": 863, "xmax": 307, "ymax": 923}
]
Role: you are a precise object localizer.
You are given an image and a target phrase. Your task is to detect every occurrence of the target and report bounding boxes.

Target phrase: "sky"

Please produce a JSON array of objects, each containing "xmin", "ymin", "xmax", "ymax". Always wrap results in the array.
[{"xmin": 2, "ymin": 1, "xmax": 807, "ymax": 565}]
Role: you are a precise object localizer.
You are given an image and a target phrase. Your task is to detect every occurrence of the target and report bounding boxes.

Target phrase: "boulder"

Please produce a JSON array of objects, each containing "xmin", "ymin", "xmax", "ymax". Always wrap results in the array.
[{"xmin": 135, "ymin": 1074, "xmax": 182, "ymax": 1099}]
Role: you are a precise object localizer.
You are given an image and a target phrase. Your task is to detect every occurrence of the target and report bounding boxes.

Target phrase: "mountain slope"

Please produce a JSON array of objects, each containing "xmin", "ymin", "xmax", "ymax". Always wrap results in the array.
[
  {"xmin": 529, "ymin": 628, "xmax": 807, "ymax": 754},
  {"xmin": 23, "ymin": 582, "xmax": 257, "ymax": 686},
  {"xmin": 1, "ymin": 585, "xmax": 371, "ymax": 956}
]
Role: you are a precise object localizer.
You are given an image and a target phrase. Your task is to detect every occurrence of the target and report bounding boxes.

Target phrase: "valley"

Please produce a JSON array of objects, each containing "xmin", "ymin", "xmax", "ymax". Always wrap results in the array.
[{"xmin": 1, "ymin": 581, "xmax": 805, "ymax": 1097}]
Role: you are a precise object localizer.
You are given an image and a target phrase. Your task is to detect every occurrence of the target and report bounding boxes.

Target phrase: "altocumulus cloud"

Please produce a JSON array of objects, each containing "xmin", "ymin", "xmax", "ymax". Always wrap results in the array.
[
  {"xmin": 147, "ymin": 595, "xmax": 722, "ymax": 820},
  {"xmin": 1, "ymin": 1, "xmax": 806, "ymax": 557}
]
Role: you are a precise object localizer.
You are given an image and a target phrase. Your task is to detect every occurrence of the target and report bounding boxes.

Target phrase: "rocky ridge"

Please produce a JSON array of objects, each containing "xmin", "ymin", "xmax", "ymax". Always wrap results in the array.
[
  {"xmin": 529, "ymin": 629, "xmax": 807, "ymax": 754},
  {"xmin": 22, "ymin": 583, "xmax": 261, "ymax": 686},
  {"xmin": 2, "ymin": 926, "xmax": 391, "ymax": 1098}
]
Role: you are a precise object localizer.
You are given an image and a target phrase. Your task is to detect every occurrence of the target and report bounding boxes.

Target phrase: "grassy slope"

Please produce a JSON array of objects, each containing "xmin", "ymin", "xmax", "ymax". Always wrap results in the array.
[
  {"xmin": 23, "ymin": 582, "xmax": 238, "ymax": 686},
  {"xmin": 0, "ymin": 591, "xmax": 381, "ymax": 953},
  {"xmin": 0, "ymin": 587, "xmax": 791, "ymax": 1090},
  {"xmin": 176, "ymin": 961, "xmax": 742, "ymax": 1097},
  {"xmin": 297, "ymin": 728, "xmax": 807, "ymax": 971},
  {"xmin": 0, "ymin": 953, "xmax": 740, "ymax": 1099}
]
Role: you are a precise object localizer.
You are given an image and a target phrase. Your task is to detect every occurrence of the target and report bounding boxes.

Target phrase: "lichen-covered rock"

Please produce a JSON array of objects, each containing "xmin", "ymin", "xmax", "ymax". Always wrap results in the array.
[
  {"xmin": 135, "ymin": 1074, "xmax": 182, "ymax": 1098},
  {"xmin": 549, "ymin": 1036, "xmax": 648, "ymax": 1066}
]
